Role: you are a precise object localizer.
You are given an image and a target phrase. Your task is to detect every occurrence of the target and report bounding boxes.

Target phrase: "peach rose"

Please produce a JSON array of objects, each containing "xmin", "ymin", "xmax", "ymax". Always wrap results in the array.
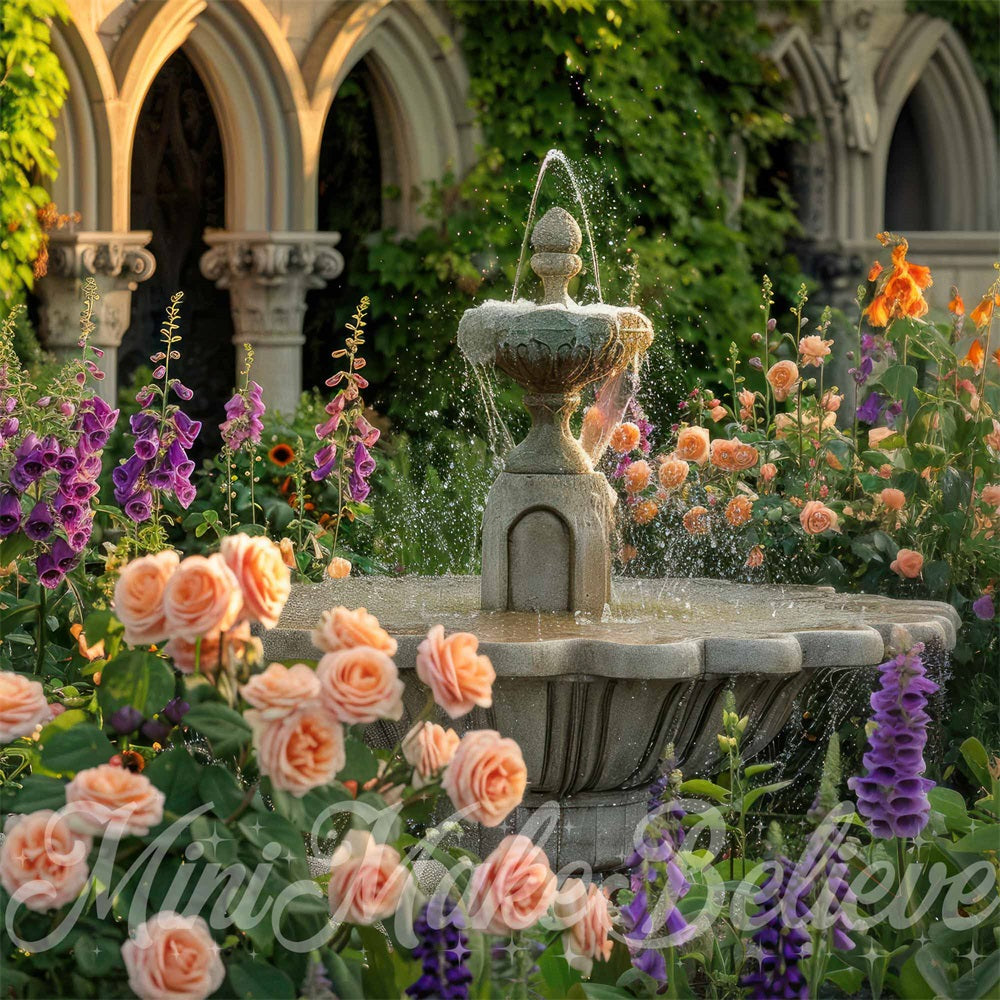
[
  {"xmin": 821, "ymin": 390, "xmax": 843, "ymax": 413},
  {"xmin": 799, "ymin": 500, "xmax": 839, "ymax": 535},
  {"xmin": 554, "ymin": 878, "xmax": 613, "ymax": 977},
  {"xmin": 683, "ymin": 506, "xmax": 710, "ymax": 535},
  {"xmin": 122, "ymin": 912, "xmax": 224, "ymax": 1000},
  {"xmin": 241, "ymin": 662, "xmax": 320, "ymax": 720},
  {"xmin": 579, "ymin": 406, "xmax": 605, "ymax": 456},
  {"xmin": 878, "ymin": 488, "xmax": 906, "ymax": 511},
  {"xmin": 746, "ymin": 544, "xmax": 765, "ymax": 568},
  {"xmin": 890, "ymin": 548, "xmax": 924, "ymax": 578},
  {"xmin": 799, "ymin": 335, "xmax": 833, "ymax": 367},
  {"xmin": 219, "ymin": 533, "xmax": 291, "ymax": 629},
  {"xmin": 249, "ymin": 705, "xmax": 345, "ymax": 796},
  {"xmin": 760, "ymin": 462, "xmax": 777, "ymax": 483},
  {"xmin": 633, "ymin": 499, "xmax": 659, "ymax": 525},
  {"xmin": 725, "ymin": 496, "xmax": 753, "ymax": 527},
  {"xmin": 65, "ymin": 764, "xmax": 166, "ymax": 838},
  {"xmin": 980, "ymin": 484, "xmax": 1000, "ymax": 511},
  {"xmin": 624, "ymin": 459, "xmax": 652, "ymax": 494},
  {"xmin": 738, "ymin": 389, "xmax": 756, "ymax": 421},
  {"xmin": 113, "ymin": 550, "xmax": 179, "ymax": 645},
  {"xmin": 0, "ymin": 810, "xmax": 92, "ymax": 912},
  {"xmin": 327, "ymin": 556, "xmax": 353, "ymax": 579},
  {"xmin": 710, "ymin": 439, "xmax": 759, "ymax": 472},
  {"xmin": 403, "ymin": 721, "xmax": 460, "ymax": 788},
  {"xmin": 766, "ymin": 360, "xmax": 800, "ymax": 401},
  {"xmin": 675, "ymin": 426, "xmax": 710, "ymax": 466},
  {"xmin": 312, "ymin": 606, "xmax": 397, "ymax": 656},
  {"xmin": 467, "ymin": 834, "xmax": 556, "ymax": 934},
  {"xmin": 0, "ymin": 671, "xmax": 50, "ymax": 743},
  {"xmin": 869, "ymin": 426, "xmax": 896, "ymax": 447},
  {"xmin": 442, "ymin": 729, "xmax": 527, "ymax": 827},
  {"xmin": 610, "ymin": 422, "xmax": 641, "ymax": 453},
  {"xmin": 316, "ymin": 647, "xmax": 404, "ymax": 724},
  {"xmin": 165, "ymin": 621, "xmax": 259, "ymax": 676},
  {"xmin": 658, "ymin": 457, "xmax": 689, "ymax": 490},
  {"xmin": 163, "ymin": 554, "xmax": 241, "ymax": 642},
  {"xmin": 416, "ymin": 625, "xmax": 495, "ymax": 719},
  {"xmin": 709, "ymin": 405, "xmax": 728, "ymax": 423},
  {"xmin": 327, "ymin": 829, "xmax": 411, "ymax": 925}
]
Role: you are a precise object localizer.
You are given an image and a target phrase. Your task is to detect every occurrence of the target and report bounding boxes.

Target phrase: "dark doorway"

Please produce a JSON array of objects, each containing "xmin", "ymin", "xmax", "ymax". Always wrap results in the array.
[
  {"xmin": 884, "ymin": 96, "xmax": 933, "ymax": 232},
  {"xmin": 305, "ymin": 62, "xmax": 383, "ymax": 396},
  {"xmin": 126, "ymin": 49, "xmax": 233, "ymax": 447}
]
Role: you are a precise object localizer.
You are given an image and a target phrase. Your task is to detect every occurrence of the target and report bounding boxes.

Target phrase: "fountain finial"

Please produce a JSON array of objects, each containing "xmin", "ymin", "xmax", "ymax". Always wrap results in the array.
[{"xmin": 530, "ymin": 207, "xmax": 583, "ymax": 307}]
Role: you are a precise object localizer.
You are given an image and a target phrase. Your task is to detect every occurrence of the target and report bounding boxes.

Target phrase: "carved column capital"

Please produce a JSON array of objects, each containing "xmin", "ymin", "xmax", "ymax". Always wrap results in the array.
[
  {"xmin": 45, "ymin": 230, "xmax": 157, "ymax": 290},
  {"xmin": 199, "ymin": 231, "xmax": 344, "ymax": 414}
]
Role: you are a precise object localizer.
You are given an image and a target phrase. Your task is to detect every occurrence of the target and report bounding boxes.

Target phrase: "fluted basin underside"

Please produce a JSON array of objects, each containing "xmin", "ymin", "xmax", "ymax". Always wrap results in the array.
[{"xmin": 264, "ymin": 576, "xmax": 958, "ymax": 870}]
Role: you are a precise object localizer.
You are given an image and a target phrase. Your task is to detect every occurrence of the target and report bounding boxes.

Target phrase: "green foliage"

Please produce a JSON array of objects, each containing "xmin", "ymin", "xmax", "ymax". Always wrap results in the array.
[
  {"xmin": 332, "ymin": 0, "xmax": 805, "ymax": 439},
  {"xmin": 0, "ymin": 0, "xmax": 69, "ymax": 300}
]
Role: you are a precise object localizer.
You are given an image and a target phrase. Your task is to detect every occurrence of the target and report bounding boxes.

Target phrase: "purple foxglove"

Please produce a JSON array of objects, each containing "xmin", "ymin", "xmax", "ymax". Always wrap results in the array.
[
  {"xmin": 0, "ymin": 492, "xmax": 22, "ymax": 536},
  {"xmin": 24, "ymin": 501, "xmax": 54, "ymax": 541}
]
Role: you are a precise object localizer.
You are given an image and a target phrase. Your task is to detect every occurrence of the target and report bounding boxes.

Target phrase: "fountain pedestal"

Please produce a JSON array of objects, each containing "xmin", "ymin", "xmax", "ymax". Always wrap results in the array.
[{"xmin": 458, "ymin": 206, "xmax": 653, "ymax": 614}]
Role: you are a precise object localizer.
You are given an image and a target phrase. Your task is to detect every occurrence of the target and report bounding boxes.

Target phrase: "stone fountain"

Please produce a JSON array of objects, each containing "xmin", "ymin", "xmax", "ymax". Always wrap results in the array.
[{"xmin": 264, "ymin": 203, "xmax": 959, "ymax": 871}]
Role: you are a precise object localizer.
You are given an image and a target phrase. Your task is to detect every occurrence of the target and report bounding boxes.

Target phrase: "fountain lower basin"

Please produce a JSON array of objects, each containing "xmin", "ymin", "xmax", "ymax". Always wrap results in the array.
[{"xmin": 263, "ymin": 576, "xmax": 958, "ymax": 871}]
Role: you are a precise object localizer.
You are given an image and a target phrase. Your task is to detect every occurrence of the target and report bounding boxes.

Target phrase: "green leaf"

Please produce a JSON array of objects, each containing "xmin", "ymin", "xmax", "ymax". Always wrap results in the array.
[
  {"xmin": 200, "ymin": 764, "xmax": 249, "ymax": 818},
  {"xmin": 2, "ymin": 774, "xmax": 66, "ymax": 813},
  {"xmin": 184, "ymin": 702, "xmax": 252, "ymax": 757},
  {"xmin": 928, "ymin": 787, "xmax": 973, "ymax": 835},
  {"xmin": 0, "ymin": 532, "xmax": 34, "ymax": 566},
  {"xmin": 878, "ymin": 363, "xmax": 918, "ymax": 401},
  {"xmin": 742, "ymin": 779, "xmax": 793, "ymax": 813},
  {"xmin": 97, "ymin": 649, "xmax": 176, "ymax": 720},
  {"xmin": 228, "ymin": 958, "xmax": 296, "ymax": 999},
  {"xmin": 358, "ymin": 925, "xmax": 398, "ymax": 998},
  {"xmin": 145, "ymin": 746, "xmax": 202, "ymax": 813},
  {"xmin": 960, "ymin": 738, "xmax": 992, "ymax": 788},
  {"xmin": 339, "ymin": 735, "xmax": 378, "ymax": 783},
  {"xmin": 744, "ymin": 763, "xmax": 776, "ymax": 778},
  {"xmin": 39, "ymin": 722, "xmax": 114, "ymax": 775},
  {"xmin": 950, "ymin": 824, "xmax": 1000, "ymax": 854},
  {"xmin": 679, "ymin": 779, "xmax": 730, "ymax": 803}
]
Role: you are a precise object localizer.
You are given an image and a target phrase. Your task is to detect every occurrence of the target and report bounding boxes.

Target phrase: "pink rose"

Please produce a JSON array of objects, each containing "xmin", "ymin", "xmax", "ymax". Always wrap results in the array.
[
  {"xmin": 65, "ymin": 764, "xmax": 166, "ymax": 838},
  {"xmin": 327, "ymin": 829, "xmax": 411, "ymax": 925},
  {"xmin": 878, "ymin": 488, "xmax": 906, "ymax": 511},
  {"xmin": 316, "ymin": 647, "xmax": 404, "ymax": 724},
  {"xmin": 219, "ymin": 533, "xmax": 291, "ymax": 629},
  {"xmin": 122, "ymin": 912, "xmax": 224, "ymax": 1000},
  {"xmin": 249, "ymin": 705, "xmax": 345, "ymax": 797},
  {"xmin": 0, "ymin": 671, "xmax": 51, "ymax": 743},
  {"xmin": 312, "ymin": 606, "xmax": 397, "ymax": 656},
  {"xmin": 165, "ymin": 621, "xmax": 259, "ymax": 676},
  {"xmin": 467, "ymin": 834, "xmax": 556, "ymax": 934},
  {"xmin": 0, "ymin": 810, "xmax": 92, "ymax": 912},
  {"xmin": 442, "ymin": 729, "xmax": 526, "ymax": 827},
  {"xmin": 241, "ymin": 662, "xmax": 320, "ymax": 720},
  {"xmin": 163, "ymin": 554, "xmax": 242, "ymax": 642},
  {"xmin": 553, "ymin": 878, "xmax": 614, "ymax": 977},
  {"xmin": 113, "ymin": 550, "xmax": 179, "ymax": 645},
  {"xmin": 416, "ymin": 625, "xmax": 495, "ymax": 719},
  {"xmin": 403, "ymin": 721, "xmax": 460, "ymax": 788},
  {"xmin": 890, "ymin": 548, "xmax": 924, "ymax": 578}
]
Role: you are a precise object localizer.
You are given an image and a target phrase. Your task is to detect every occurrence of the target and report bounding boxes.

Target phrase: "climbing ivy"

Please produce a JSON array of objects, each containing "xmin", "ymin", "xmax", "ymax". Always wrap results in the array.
[
  {"xmin": 319, "ymin": 0, "xmax": 806, "ymax": 438},
  {"xmin": 0, "ymin": 0, "xmax": 69, "ymax": 301}
]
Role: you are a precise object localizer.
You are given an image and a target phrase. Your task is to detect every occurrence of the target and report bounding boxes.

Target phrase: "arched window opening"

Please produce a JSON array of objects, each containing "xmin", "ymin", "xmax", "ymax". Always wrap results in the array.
[
  {"xmin": 884, "ymin": 94, "xmax": 933, "ymax": 232},
  {"xmin": 126, "ymin": 49, "xmax": 233, "ymax": 445}
]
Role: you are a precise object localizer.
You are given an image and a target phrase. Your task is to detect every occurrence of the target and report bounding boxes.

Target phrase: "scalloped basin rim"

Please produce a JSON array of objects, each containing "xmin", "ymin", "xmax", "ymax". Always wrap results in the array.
[{"xmin": 263, "ymin": 575, "xmax": 959, "ymax": 680}]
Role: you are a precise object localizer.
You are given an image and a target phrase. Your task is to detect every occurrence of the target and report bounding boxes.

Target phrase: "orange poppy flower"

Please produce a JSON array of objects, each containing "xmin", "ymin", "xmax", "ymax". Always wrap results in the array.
[
  {"xmin": 864, "ymin": 238, "xmax": 932, "ymax": 327},
  {"xmin": 948, "ymin": 290, "xmax": 964, "ymax": 316},
  {"xmin": 867, "ymin": 261, "xmax": 883, "ymax": 282},
  {"xmin": 268, "ymin": 443, "xmax": 295, "ymax": 467},
  {"xmin": 963, "ymin": 338, "xmax": 985, "ymax": 374},
  {"xmin": 970, "ymin": 293, "xmax": 1000, "ymax": 329}
]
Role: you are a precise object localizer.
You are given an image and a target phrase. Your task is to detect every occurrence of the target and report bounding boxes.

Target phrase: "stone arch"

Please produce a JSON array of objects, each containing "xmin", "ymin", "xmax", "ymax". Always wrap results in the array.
[
  {"xmin": 48, "ymin": 16, "xmax": 116, "ymax": 228},
  {"xmin": 111, "ymin": 0, "xmax": 308, "ymax": 230},
  {"xmin": 771, "ymin": 24, "xmax": 849, "ymax": 244},
  {"xmin": 874, "ymin": 16, "xmax": 998, "ymax": 232},
  {"xmin": 303, "ymin": 0, "xmax": 477, "ymax": 231}
]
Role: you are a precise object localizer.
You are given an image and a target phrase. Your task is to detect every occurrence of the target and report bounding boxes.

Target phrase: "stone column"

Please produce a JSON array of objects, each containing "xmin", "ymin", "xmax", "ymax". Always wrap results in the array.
[
  {"xmin": 35, "ymin": 231, "xmax": 156, "ymax": 403},
  {"xmin": 199, "ymin": 232, "xmax": 344, "ymax": 415}
]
